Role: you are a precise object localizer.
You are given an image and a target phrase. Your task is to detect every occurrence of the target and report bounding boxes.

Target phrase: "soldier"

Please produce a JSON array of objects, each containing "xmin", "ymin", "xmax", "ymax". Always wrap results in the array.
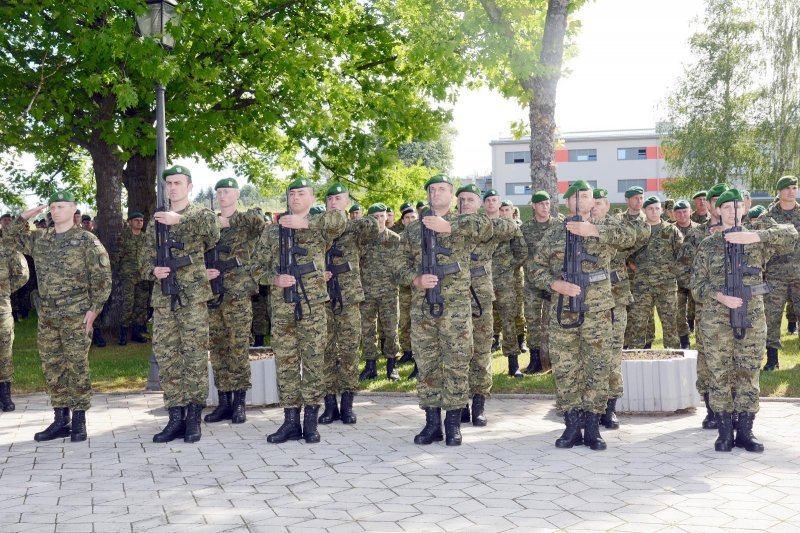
[
  {"xmin": 386, "ymin": 207, "xmax": 395, "ymax": 229},
  {"xmin": 80, "ymin": 214, "xmax": 93, "ymax": 231},
  {"xmin": 530, "ymin": 181, "xmax": 636, "ymax": 450},
  {"xmin": 251, "ymin": 177, "xmax": 347, "ymax": 444},
  {"xmin": 396, "ymin": 202, "xmax": 418, "ymax": 375},
  {"xmin": 349, "ymin": 204, "xmax": 363, "ymax": 220},
  {"xmin": 0, "ymin": 213, "xmax": 12, "ymax": 232},
  {"xmin": 691, "ymin": 191, "xmax": 710, "ymax": 224},
  {"xmin": 673, "ymin": 200, "xmax": 699, "ymax": 349},
  {"xmin": 318, "ymin": 183, "xmax": 379, "ymax": 425},
  {"xmin": 0, "ymin": 243, "xmax": 29, "ymax": 411},
  {"xmin": 415, "ymin": 201, "xmax": 426, "ymax": 218},
  {"xmin": 626, "ymin": 196, "xmax": 683, "ymax": 349},
  {"xmin": 762, "ymin": 175, "xmax": 800, "ymax": 371},
  {"xmin": 204, "ymin": 178, "xmax": 265, "ymax": 425},
  {"xmin": 5, "ymin": 191, "xmax": 112, "ymax": 441},
  {"xmin": 251, "ymin": 215, "xmax": 272, "ymax": 347},
  {"xmin": 138, "ymin": 165, "xmax": 220, "ymax": 444},
  {"xmin": 500, "ymin": 200, "xmax": 528, "ymax": 355},
  {"xmin": 394, "ymin": 174, "xmax": 491, "ymax": 446},
  {"xmin": 691, "ymin": 188, "xmax": 797, "ymax": 452},
  {"xmin": 72, "ymin": 209, "xmax": 81, "ymax": 227},
  {"xmin": 115, "ymin": 212, "xmax": 151, "ymax": 345},
  {"xmin": 359, "ymin": 203, "xmax": 401, "ymax": 381},
  {"xmin": 484, "ymin": 190, "xmax": 527, "ymax": 378},
  {"xmin": 520, "ymin": 191, "xmax": 562, "ymax": 373},
  {"xmin": 389, "ymin": 203, "xmax": 407, "ymax": 234},
  {"xmin": 661, "ymin": 199, "xmax": 675, "ymax": 222}
]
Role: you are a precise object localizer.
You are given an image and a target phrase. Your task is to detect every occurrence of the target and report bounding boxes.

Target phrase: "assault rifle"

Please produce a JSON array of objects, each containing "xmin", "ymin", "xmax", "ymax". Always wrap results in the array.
[
  {"xmin": 556, "ymin": 214, "xmax": 599, "ymax": 328},
  {"xmin": 155, "ymin": 207, "xmax": 192, "ymax": 311},
  {"xmin": 204, "ymin": 194, "xmax": 242, "ymax": 309},
  {"xmin": 278, "ymin": 189, "xmax": 316, "ymax": 320},
  {"xmin": 420, "ymin": 191, "xmax": 460, "ymax": 317},
  {"xmin": 458, "ymin": 196, "xmax": 483, "ymax": 318},
  {"xmin": 326, "ymin": 239, "xmax": 351, "ymax": 314}
]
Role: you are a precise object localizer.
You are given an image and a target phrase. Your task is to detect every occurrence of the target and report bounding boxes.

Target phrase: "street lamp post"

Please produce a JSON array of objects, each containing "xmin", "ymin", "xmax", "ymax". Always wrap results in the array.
[{"xmin": 135, "ymin": 0, "xmax": 179, "ymax": 391}]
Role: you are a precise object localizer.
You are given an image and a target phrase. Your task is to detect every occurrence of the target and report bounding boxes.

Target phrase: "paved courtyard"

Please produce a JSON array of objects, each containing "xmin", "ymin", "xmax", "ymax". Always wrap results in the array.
[{"xmin": 1, "ymin": 392, "xmax": 799, "ymax": 532}]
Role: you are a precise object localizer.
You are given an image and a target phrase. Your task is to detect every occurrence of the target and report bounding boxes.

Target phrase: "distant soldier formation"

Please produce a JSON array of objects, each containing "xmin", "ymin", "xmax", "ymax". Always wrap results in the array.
[{"xmin": 2, "ymin": 169, "xmax": 799, "ymax": 455}]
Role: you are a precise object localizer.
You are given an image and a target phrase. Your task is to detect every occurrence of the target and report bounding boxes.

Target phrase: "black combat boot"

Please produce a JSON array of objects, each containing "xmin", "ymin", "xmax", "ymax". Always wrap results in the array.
[
  {"xmin": 734, "ymin": 411, "xmax": 764, "ymax": 453},
  {"xmin": 408, "ymin": 361, "xmax": 419, "ymax": 380},
  {"xmin": 398, "ymin": 351, "xmax": 414, "ymax": 365},
  {"xmin": 231, "ymin": 390, "xmax": 247, "ymax": 424},
  {"xmin": 118, "ymin": 326, "xmax": 128, "ymax": 346},
  {"xmin": 318, "ymin": 394, "xmax": 340, "ymax": 424},
  {"xmin": 70, "ymin": 410, "xmax": 87, "ymax": 442},
  {"xmin": 184, "ymin": 403, "xmax": 203, "ymax": 443},
  {"xmin": 0, "ymin": 381, "xmax": 15, "ymax": 412},
  {"xmin": 413, "ymin": 407, "xmax": 443, "ymax": 445},
  {"xmin": 340, "ymin": 391, "xmax": 357, "ymax": 424},
  {"xmin": 583, "ymin": 411, "xmax": 607, "ymax": 451},
  {"xmin": 680, "ymin": 335, "xmax": 690, "ymax": 350},
  {"xmin": 789, "ymin": 321, "xmax": 797, "ymax": 334},
  {"xmin": 702, "ymin": 393, "xmax": 718, "ymax": 429},
  {"xmin": 687, "ymin": 318, "xmax": 694, "ymax": 333},
  {"xmin": 714, "ymin": 412, "xmax": 734, "ymax": 452},
  {"xmin": 252, "ymin": 335, "xmax": 265, "ymax": 347},
  {"xmin": 555, "ymin": 409, "xmax": 583, "ymax": 448},
  {"xmin": 153, "ymin": 407, "xmax": 185, "ymax": 443},
  {"xmin": 471, "ymin": 394, "xmax": 487, "ymax": 427},
  {"xmin": 444, "ymin": 409, "xmax": 463, "ymax": 446},
  {"xmin": 461, "ymin": 403, "xmax": 470, "ymax": 423},
  {"xmin": 359, "ymin": 360, "xmax": 378, "ymax": 381},
  {"xmin": 600, "ymin": 398, "xmax": 619, "ymax": 430},
  {"xmin": 34, "ymin": 408, "xmax": 71, "ymax": 442},
  {"xmin": 491, "ymin": 335, "xmax": 500, "ymax": 352},
  {"xmin": 763, "ymin": 347, "xmax": 779, "ymax": 371},
  {"xmin": 386, "ymin": 358, "xmax": 400, "ymax": 381},
  {"xmin": 507, "ymin": 354, "xmax": 524, "ymax": 379},
  {"xmin": 303, "ymin": 405, "xmax": 321, "ymax": 443},
  {"xmin": 204, "ymin": 391, "xmax": 232, "ymax": 423},
  {"xmin": 92, "ymin": 328, "xmax": 106, "ymax": 347},
  {"xmin": 267, "ymin": 408, "xmax": 303, "ymax": 443},
  {"xmin": 131, "ymin": 325, "xmax": 148, "ymax": 343},
  {"xmin": 524, "ymin": 348, "xmax": 542, "ymax": 374},
  {"xmin": 518, "ymin": 334, "xmax": 528, "ymax": 353}
]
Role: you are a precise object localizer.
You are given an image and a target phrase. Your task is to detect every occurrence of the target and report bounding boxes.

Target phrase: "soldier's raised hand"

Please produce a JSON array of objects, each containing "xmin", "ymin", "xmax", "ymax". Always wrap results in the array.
[
  {"xmin": 20, "ymin": 205, "xmax": 46, "ymax": 221},
  {"xmin": 154, "ymin": 211, "xmax": 182, "ymax": 226},
  {"xmin": 421, "ymin": 216, "xmax": 451, "ymax": 234},
  {"xmin": 724, "ymin": 231, "xmax": 761, "ymax": 245}
]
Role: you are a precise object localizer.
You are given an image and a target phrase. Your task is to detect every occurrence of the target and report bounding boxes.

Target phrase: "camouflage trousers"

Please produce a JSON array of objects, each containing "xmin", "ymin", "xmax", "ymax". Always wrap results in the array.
[
  {"xmin": 764, "ymin": 276, "xmax": 800, "ymax": 349},
  {"xmin": 0, "ymin": 301, "xmax": 14, "ymax": 382},
  {"xmin": 272, "ymin": 300, "xmax": 327, "ymax": 407},
  {"xmin": 398, "ymin": 286, "xmax": 412, "ymax": 353},
  {"xmin": 628, "ymin": 280, "xmax": 680, "ymax": 349},
  {"xmin": 676, "ymin": 288, "xmax": 693, "ymax": 338},
  {"xmin": 251, "ymin": 292, "xmax": 270, "ymax": 337},
  {"xmin": 209, "ymin": 297, "xmax": 252, "ymax": 392},
  {"xmin": 153, "ymin": 301, "xmax": 210, "ymax": 409},
  {"xmin": 700, "ymin": 300, "xmax": 766, "ymax": 413},
  {"xmin": 514, "ymin": 268, "xmax": 525, "ymax": 336},
  {"xmin": 361, "ymin": 292, "xmax": 399, "ymax": 360},
  {"xmin": 493, "ymin": 298, "xmax": 525, "ymax": 338},
  {"xmin": 524, "ymin": 284, "xmax": 550, "ymax": 351},
  {"xmin": 411, "ymin": 296, "xmax": 473, "ymax": 412},
  {"xmin": 492, "ymin": 282, "xmax": 521, "ymax": 357},
  {"xmin": 787, "ymin": 300, "xmax": 796, "ymax": 323},
  {"xmin": 121, "ymin": 277, "xmax": 151, "ymax": 327},
  {"xmin": 469, "ymin": 286, "xmax": 494, "ymax": 397},
  {"xmin": 323, "ymin": 302, "xmax": 361, "ymax": 394},
  {"xmin": 609, "ymin": 305, "xmax": 626, "ymax": 399},
  {"xmin": 694, "ymin": 303, "xmax": 709, "ymax": 394},
  {"xmin": 38, "ymin": 306, "xmax": 92, "ymax": 410},
  {"xmin": 549, "ymin": 306, "xmax": 612, "ymax": 415}
]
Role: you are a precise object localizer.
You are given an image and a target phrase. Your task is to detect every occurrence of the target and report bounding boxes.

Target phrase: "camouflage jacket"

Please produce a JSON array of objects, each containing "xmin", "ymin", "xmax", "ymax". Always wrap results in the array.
[
  {"xmin": 690, "ymin": 211, "xmax": 710, "ymax": 225},
  {"xmin": 5, "ymin": 218, "xmax": 111, "ymax": 316},
  {"xmin": 762, "ymin": 202, "xmax": 800, "ymax": 279},
  {"xmin": 674, "ymin": 220, "xmax": 699, "ymax": 237},
  {"xmin": 251, "ymin": 210, "xmax": 347, "ymax": 306},
  {"xmin": 629, "ymin": 220, "xmax": 683, "ymax": 282},
  {"xmin": 211, "ymin": 208, "xmax": 266, "ymax": 300},
  {"xmin": 115, "ymin": 229, "xmax": 147, "ymax": 281},
  {"xmin": 389, "ymin": 220, "xmax": 406, "ymax": 234},
  {"xmin": 327, "ymin": 215, "xmax": 379, "ymax": 305},
  {"xmin": 491, "ymin": 218, "xmax": 527, "ymax": 283},
  {"xmin": 138, "ymin": 203, "xmax": 220, "ymax": 309},
  {"xmin": 605, "ymin": 214, "xmax": 649, "ymax": 306},
  {"xmin": 676, "ymin": 220, "xmax": 719, "ymax": 290},
  {"xmin": 470, "ymin": 217, "xmax": 518, "ymax": 303},
  {"xmin": 521, "ymin": 214, "xmax": 564, "ymax": 286},
  {"xmin": 0, "ymin": 247, "xmax": 29, "ymax": 310},
  {"xmin": 361, "ymin": 227, "xmax": 400, "ymax": 299}
]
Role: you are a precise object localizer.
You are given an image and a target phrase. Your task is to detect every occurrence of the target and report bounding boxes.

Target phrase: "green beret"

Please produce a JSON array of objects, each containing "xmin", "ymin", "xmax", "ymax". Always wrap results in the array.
[
  {"xmin": 400, "ymin": 201, "xmax": 414, "ymax": 215},
  {"xmin": 325, "ymin": 182, "xmax": 348, "ymax": 197},
  {"xmin": 456, "ymin": 184, "xmax": 481, "ymax": 197},
  {"xmin": 531, "ymin": 190, "xmax": 550, "ymax": 203},
  {"xmin": 643, "ymin": 196, "xmax": 660, "ymax": 208},
  {"xmin": 416, "ymin": 201, "xmax": 425, "ymax": 209},
  {"xmin": 776, "ymin": 175, "xmax": 798, "ymax": 191},
  {"xmin": 288, "ymin": 176, "xmax": 312, "ymax": 190},
  {"xmin": 309, "ymin": 204, "xmax": 326, "ymax": 215},
  {"xmin": 592, "ymin": 188, "xmax": 608, "ymax": 199},
  {"xmin": 483, "ymin": 188, "xmax": 500, "ymax": 200},
  {"xmin": 747, "ymin": 205, "xmax": 766, "ymax": 219},
  {"xmin": 706, "ymin": 183, "xmax": 728, "ymax": 200},
  {"xmin": 500, "ymin": 199, "xmax": 513, "ymax": 207},
  {"xmin": 367, "ymin": 203, "xmax": 387, "ymax": 215},
  {"xmin": 386, "ymin": 206, "xmax": 393, "ymax": 213},
  {"xmin": 564, "ymin": 180, "xmax": 591, "ymax": 199},
  {"xmin": 214, "ymin": 178, "xmax": 239, "ymax": 190},
  {"xmin": 0, "ymin": 213, "xmax": 11, "ymax": 219},
  {"xmin": 48, "ymin": 190, "xmax": 75, "ymax": 204},
  {"xmin": 624, "ymin": 186, "xmax": 644, "ymax": 199},
  {"xmin": 424, "ymin": 174, "xmax": 452, "ymax": 190},
  {"xmin": 715, "ymin": 188, "xmax": 743, "ymax": 207},
  {"xmin": 348, "ymin": 204, "xmax": 362, "ymax": 213},
  {"xmin": 128, "ymin": 212, "xmax": 144, "ymax": 220},
  {"xmin": 162, "ymin": 165, "xmax": 191, "ymax": 179},
  {"xmin": 673, "ymin": 200, "xmax": 690, "ymax": 210},
  {"xmin": 692, "ymin": 191, "xmax": 707, "ymax": 200}
]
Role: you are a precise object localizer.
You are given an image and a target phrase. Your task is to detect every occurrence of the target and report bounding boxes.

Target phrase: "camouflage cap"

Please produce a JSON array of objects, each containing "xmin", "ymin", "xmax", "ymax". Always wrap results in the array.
[
  {"xmin": 325, "ymin": 182, "xmax": 348, "ymax": 196},
  {"xmin": 456, "ymin": 183, "xmax": 481, "ymax": 197},
  {"xmin": 48, "ymin": 190, "xmax": 76, "ymax": 204},
  {"xmin": 348, "ymin": 204, "xmax": 362, "ymax": 213},
  {"xmin": 367, "ymin": 202, "xmax": 387, "ymax": 214},
  {"xmin": 309, "ymin": 204, "xmax": 326, "ymax": 215},
  {"xmin": 128, "ymin": 211, "xmax": 144, "ymax": 220},
  {"xmin": 162, "ymin": 165, "xmax": 191, "ymax": 179},
  {"xmin": 673, "ymin": 200, "xmax": 690, "ymax": 210},
  {"xmin": 624, "ymin": 186, "xmax": 644, "ymax": 199},
  {"xmin": 287, "ymin": 176, "xmax": 312, "ymax": 190},
  {"xmin": 715, "ymin": 188, "xmax": 743, "ymax": 207},
  {"xmin": 424, "ymin": 174, "xmax": 452, "ymax": 190},
  {"xmin": 214, "ymin": 177, "xmax": 239, "ymax": 190},
  {"xmin": 776, "ymin": 175, "xmax": 798, "ymax": 190},
  {"xmin": 692, "ymin": 190, "xmax": 707, "ymax": 200},
  {"xmin": 592, "ymin": 188, "xmax": 608, "ymax": 199},
  {"xmin": 643, "ymin": 196, "xmax": 660, "ymax": 208},
  {"xmin": 400, "ymin": 201, "xmax": 414, "ymax": 215},
  {"xmin": 706, "ymin": 183, "xmax": 728, "ymax": 200},
  {"xmin": 482, "ymin": 188, "xmax": 500, "ymax": 200},
  {"xmin": 531, "ymin": 190, "xmax": 550, "ymax": 203}
]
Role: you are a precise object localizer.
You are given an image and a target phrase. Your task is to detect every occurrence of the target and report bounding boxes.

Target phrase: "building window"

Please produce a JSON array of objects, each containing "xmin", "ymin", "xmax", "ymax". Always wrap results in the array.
[
  {"xmin": 568, "ymin": 149, "xmax": 597, "ymax": 162},
  {"xmin": 617, "ymin": 179, "xmax": 647, "ymax": 193},
  {"xmin": 506, "ymin": 182, "xmax": 532, "ymax": 196},
  {"xmin": 568, "ymin": 180, "xmax": 598, "ymax": 189},
  {"xmin": 617, "ymin": 147, "xmax": 647, "ymax": 160},
  {"xmin": 504, "ymin": 151, "xmax": 530, "ymax": 164}
]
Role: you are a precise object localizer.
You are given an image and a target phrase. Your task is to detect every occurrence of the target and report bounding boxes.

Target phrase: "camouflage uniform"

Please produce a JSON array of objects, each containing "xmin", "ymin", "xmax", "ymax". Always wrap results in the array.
[
  {"xmin": 360, "ymin": 228, "xmax": 401, "ymax": 361},
  {"xmin": 691, "ymin": 211, "xmax": 711, "ymax": 225},
  {"xmin": 138, "ymin": 203, "xmax": 220, "ymax": 409},
  {"xmin": 619, "ymin": 211, "xmax": 647, "ymax": 348},
  {"xmin": 761, "ymin": 202, "xmax": 800, "ymax": 350},
  {"xmin": 115, "ymin": 228, "xmax": 152, "ymax": 330},
  {"xmin": 491, "ymin": 223, "xmax": 527, "ymax": 361},
  {"xmin": 0, "ymin": 248, "xmax": 30, "ymax": 383},
  {"xmin": 674, "ymin": 221, "xmax": 700, "ymax": 339},
  {"xmin": 250, "ymin": 290, "xmax": 270, "ymax": 339}
]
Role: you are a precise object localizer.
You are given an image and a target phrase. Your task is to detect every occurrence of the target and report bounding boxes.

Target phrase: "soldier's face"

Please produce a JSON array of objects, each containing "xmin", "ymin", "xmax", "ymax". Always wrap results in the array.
[
  {"xmin": 779, "ymin": 185, "xmax": 796, "ymax": 202},
  {"xmin": 626, "ymin": 194, "xmax": 643, "ymax": 212},
  {"xmin": 532, "ymin": 200, "xmax": 550, "ymax": 221},
  {"xmin": 50, "ymin": 202, "xmax": 76, "ymax": 225},
  {"xmin": 457, "ymin": 192, "xmax": 480, "ymax": 214},
  {"xmin": 288, "ymin": 187, "xmax": 314, "ymax": 214},
  {"xmin": 73, "ymin": 212, "xmax": 80, "ymax": 224},
  {"xmin": 386, "ymin": 212, "xmax": 395, "ymax": 226},
  {"xmin": 708, "ymin": 198, "xmax": 721, "ymax": 220},
  {"xmin": 644, "ymin": 204, "xmax": 662, "ymax": 224},
  {"xmin": 483, "ymin": 195, "xmax": 500, "ymax": 215},
  {"xmin": 591, "ymin": 198, "xmax": 610, "ymax": 219},
  {"xmin": 568, "ymin": 190, "xmax": 592, "ymax": 216},
  {"xmin": 719, "ymin": 201, "xmax": 744, "ymax": 227},
  {"xmin": 673, "ymin": 208, "xmax": 691, "ymax": 226},
  {"xmin": 371, "ymin": 211, "xmax": 387, "ymax": 230},
  {"xmin": 326, "ymin": 192, "xmax": 349, "ymax": 212},
  {"xmin": 216, "ymin": 187, "xmax": 239, "ymax": 209},
  {"xmin": 693, "ymin": 197, "xmax": 707, "ymax": 213},
  {"xmin": 129, "ymin": 218, "xmax": 144, "ymax": 230},
  {"xmin": 0, "ymin": 217, "xmax": 10, "ymax": 227},
  {"xmin": 499, "ymin": 205, "xmax": 514, "ymax": 219},
  {"xmin": 402, "ymin": 211, "xmax": 418, "ymax": 226},
  {"xmin": 81, "ymin": 220, "xmax": 93, "ymax": 230},
  {"xmin": 350, "ymin": 209, "xmax": 362, "ymax": 220},
  {"xmin": 428, "ymin": 183, "xmax": 453, "ymax": 212},
  {"xmin": 166, "ymin": 174, "xmax": 192, "ymax": 203}
]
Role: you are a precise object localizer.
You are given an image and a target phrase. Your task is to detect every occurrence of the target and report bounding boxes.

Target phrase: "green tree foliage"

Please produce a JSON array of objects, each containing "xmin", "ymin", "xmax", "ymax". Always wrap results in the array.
[{"xmin": 397, "ymin": 127, "xmax": 455, "ymax": 174}]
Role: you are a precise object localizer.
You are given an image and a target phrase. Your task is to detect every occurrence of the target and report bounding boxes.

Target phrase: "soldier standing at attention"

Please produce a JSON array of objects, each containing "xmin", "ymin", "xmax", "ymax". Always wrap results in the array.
[
  {"xmin": 691, "ymin": 189, "xmax": 797, "ymax": 452},
  {"xmin": 620, "ymin": 186, "xmax": 648, "ymax": 347},
  {"xmin": 530, "ymin": 181, "xmax": 636, "ymax": 450},
  {"xmin": 349, "ymin": 204, "xmax": 363, "ymax": 220},
  {"xmin": 762, "ymin": 176, "xmax": 800, "ymax": 371},
  {"xmin": 385, "ymin": 207, "xmax": 395, "ymax": 230},
  {"xmin": 204, "ymin": 178, "xmax": 265, "ymax": 425},
  {"xmin": 673, "ymin": 200, "xmax": 699, "ymax": 349},
  {"xmin": 389, "ymin": 204, "xmax": 407, "ymax": 234},
  {"xmin": 500, "ymin": 200, "xmax": 528, "ymax": 356},
  {"xmin": 691, "ymin": 191, "xmax": 710, "ymax": 224},
  {"xmin": 116, "ymin": 212, "xmax": 151, "ymax": 345},
  {"xmin": 394, "ymin": 175, "xmax": 491, "ymax": 446},
  {"xmin": 251, "ymin": 177, "xmax": 347, "ymax": 444},
  {"xmin": 0, "ymin": 242, "xmax": 30, "ymax": 411},
  {"xmin": 5, "ymin": 191, "xmax": 112, "ymax": 441},
  {"xmin": 139, "ymin": 165, "xmax": 220, "ymax": 444},
  {"xmin": 396, "ymin": 202, "xmax": 418, "ymax": 376}
]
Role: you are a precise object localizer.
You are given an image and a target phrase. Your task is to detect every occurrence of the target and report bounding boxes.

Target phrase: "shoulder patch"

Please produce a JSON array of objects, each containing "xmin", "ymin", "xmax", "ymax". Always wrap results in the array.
[{"xmin": 94, "ymin": 239, "xmax": 102, "ymax": 246}]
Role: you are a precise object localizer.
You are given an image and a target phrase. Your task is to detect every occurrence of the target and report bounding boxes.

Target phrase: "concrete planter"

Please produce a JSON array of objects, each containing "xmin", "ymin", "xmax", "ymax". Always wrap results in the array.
[
  {"xmin": 207, "ymin": 347, "xmax": 280, "ymax": 406},
  {"xmin": 618, "ymin": 349, "xmax": 702, "ymax": 413}
]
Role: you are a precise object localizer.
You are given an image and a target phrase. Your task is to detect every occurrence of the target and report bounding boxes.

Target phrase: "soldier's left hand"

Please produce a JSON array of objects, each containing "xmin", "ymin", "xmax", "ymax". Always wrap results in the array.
[
  {"xmin": 421, "ymin": 216, "xmax": 451, "ymax": 233},
  {"xmin": 83, "ymin": 311, "xmax": 98, "ymax": 334},
  {"xmin": 566, "ymin": 221, "xmax": 599, "ymax": 238},
  {"xmin": 154, "ymin": 211, "xmax": 182, "ymax": 226},
  {"xmin": 207, "ymin": 268, "xmax": 220, "ymax": 280},
  {"xmin": 724, "ymin": 231, "xmax": 760, "ymax": 244},
  {"xmin": 324, "ymin": 271, "xmax": 333, "ymax": 282},
  {"xmin": 716, "ymin": 292, "xmax": 743, "ymax": 309},
  {"xmin": 278, "ymin": 215, "xmax": 309, "ymax": 229}
]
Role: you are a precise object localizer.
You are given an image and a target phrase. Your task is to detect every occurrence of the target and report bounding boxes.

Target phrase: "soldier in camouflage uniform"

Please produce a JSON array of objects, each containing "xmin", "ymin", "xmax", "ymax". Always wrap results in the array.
[
  {"xmin": 6, "ymin": 191, "xmax": 112, "ymax": 442},
  {"xmin": 620, "ymin": 186, "xmax": 648, "ymax": 348},
  {"xmin": 500, "ymin": 200, "xmax": 528, "ymax": 355},
  {"xmin": 318, "ymin": 182, "xmax": 379, "ymax": 425},
  {"xmin": 529, "ymin": 181, "xmax": 637, "ymax": 451},
  {"xmin": 521, "ymin": 191, "xmax": 563, "ymax": 373},
  {"xmin": 393, "ymin": 174, "xmax": 492, "ymax": 446},
  {"xmin": 483, "ymin": 190, "xmax": 527, "ymax": 378},
  {"xmin": 395, "ymin": 202, "xmax": 417, "ymax": 373},
  {"xmin": 691, "ymin": 191, "xmax": 710, "ymax": 225},
  {"xmin": 626, "ymin": 196, "xmax": 683, "ymax": 349},
  {"xmin": 138, "ymin": 165, "xmax": 220, "ymax": 444},
  {"xmin": 349, "ymin": 204, "xmax": 362, "ymax": 220},
  {"xmin": 691, "ymin": 188, "xmax": 797, "ymax": 452},
  {"xmin": 0, "ymin": 244, "xmax": 29, "ymax": 412},
  {"xmin": 251, "ymin": 177, "xmax": 347, "ymax": 444},
  {"xmin": 762, "ymin": 176, "xmax": 800, "ymax": 371},
  {"xmin": 203, "ymin": 178, "xmax": 265, "ymax": 425},
  {"xmin": 672, "ymin": 200, "xmax": 699, "ymax": 349},
  {"xmin": 115, "ymin": 212, "xmax": 151, "ymax": 345}
]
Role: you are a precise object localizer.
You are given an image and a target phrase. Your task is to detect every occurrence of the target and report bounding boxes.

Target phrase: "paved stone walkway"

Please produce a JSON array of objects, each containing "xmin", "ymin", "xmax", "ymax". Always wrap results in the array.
[{"xmin": 1, "ymin": 393, "xmax": 799, "ymax": 532}]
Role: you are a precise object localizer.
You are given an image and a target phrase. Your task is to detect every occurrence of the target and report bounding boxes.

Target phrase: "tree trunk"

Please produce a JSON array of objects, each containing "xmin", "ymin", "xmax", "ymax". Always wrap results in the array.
[{"xmin": 122, "ymin": 153, "xmax": 157, "ymax": 226}]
